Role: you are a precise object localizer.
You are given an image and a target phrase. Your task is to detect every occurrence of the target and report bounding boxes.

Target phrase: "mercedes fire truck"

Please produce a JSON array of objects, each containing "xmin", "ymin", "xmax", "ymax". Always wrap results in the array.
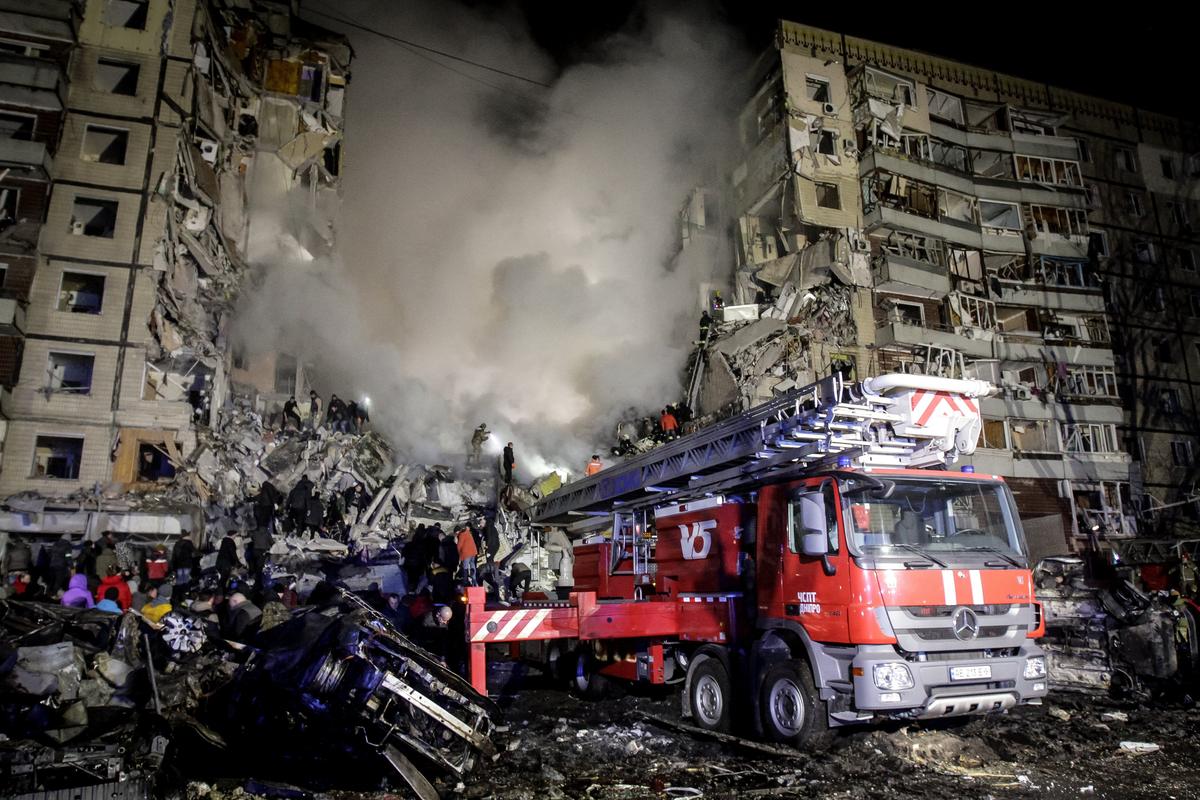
[{"xmin": 465, "ymin": 373, "xmax": 1048, "ymax": 746}]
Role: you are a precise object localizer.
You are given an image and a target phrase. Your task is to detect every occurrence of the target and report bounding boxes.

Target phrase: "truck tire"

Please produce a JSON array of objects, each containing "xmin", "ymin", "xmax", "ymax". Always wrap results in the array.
[
  {"xmin": 570, "ymin": 649, "xmax": 608, "ymax": 699},
  {"xmin": 758, "ymin": 659, "xmax": 829, "ymax": 749},
  {"xmin": 687, "ymin": 657, "xmax": 733, "ymax": 733}
]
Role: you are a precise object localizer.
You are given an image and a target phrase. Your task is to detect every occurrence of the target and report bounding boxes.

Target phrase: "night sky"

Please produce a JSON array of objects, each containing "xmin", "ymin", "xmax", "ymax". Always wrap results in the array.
[{"xmin": 499, "ymin": 2, "xmax": 1191, "ymax": 118}]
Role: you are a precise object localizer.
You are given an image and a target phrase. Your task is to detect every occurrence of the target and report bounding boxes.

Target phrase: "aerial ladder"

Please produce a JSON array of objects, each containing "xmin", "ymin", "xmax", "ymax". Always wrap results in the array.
[{"xmin": 465, "ymin": 372, "xmax": 997, "ymax": 694}]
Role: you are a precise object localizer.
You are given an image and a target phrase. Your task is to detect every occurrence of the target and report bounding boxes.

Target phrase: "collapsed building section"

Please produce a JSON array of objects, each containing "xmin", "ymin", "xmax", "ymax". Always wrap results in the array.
[
  {"xmin": 0, "ymin": 0, "xmax": 350, "ymax": 543},
  {"xmin": 681, "ymin": 23, "xmax": 1162, "ymax": 559}
]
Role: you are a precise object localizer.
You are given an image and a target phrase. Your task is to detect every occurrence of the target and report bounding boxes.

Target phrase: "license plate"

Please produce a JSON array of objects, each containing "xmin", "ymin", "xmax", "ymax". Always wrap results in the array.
[{"xmin": 949, "ymin": 665, "xmax": 992, "ymax": 681}]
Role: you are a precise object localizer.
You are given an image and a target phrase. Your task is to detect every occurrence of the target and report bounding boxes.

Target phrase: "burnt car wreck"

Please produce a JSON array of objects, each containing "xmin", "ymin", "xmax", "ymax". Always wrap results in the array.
[{"xmin": 0, "ymin": 591, "xmax": 498, "ymax": 800}]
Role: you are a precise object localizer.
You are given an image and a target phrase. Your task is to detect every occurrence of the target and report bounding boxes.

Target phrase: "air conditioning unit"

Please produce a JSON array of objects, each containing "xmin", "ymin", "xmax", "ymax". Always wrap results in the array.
[
  {"xmin": 822, "ymin": 102, "xmax": 837, "ymax": 116},
  {"xmin": 853, "ymin": 238, "xmax": 870, "ymax": 253},
  {"xmin": 70, "ymin": 220, "xmax": 85, "ymax": 236},
  {"xmin": 1011, "ymin": 386, "xmax": 1033, "ymax": 401}
]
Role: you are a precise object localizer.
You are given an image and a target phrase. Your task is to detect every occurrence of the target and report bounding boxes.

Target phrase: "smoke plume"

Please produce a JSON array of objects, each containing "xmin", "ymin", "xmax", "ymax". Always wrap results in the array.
[{"xmin": 234, "ymin": 1, "xmax": 743, "ymax": 479}]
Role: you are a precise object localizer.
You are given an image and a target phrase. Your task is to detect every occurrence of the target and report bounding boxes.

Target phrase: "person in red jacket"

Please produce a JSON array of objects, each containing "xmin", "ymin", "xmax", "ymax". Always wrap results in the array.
[
  {"xmin": 660, "ymin": 408, "xmax": 679, "ymax": 440},
  {"xmin": 456, "ymin": 525, "xmax": 479, "ymax": 586},
  {"xmin": 95, "ymin": 565, "xmax": 132, "ymax": 610}
]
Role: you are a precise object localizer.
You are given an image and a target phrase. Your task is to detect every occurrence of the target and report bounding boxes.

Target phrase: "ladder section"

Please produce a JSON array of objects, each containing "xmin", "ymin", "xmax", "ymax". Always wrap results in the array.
[{"xmin": 530, "ymin": 373, "xmax": 993, "ymax": 523}]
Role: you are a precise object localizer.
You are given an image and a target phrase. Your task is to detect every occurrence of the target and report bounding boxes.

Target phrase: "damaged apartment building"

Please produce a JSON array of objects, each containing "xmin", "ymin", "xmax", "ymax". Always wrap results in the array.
[
  {"xmin": 685, "ymin": 21, "xmax": 1200, "ymax": 556},
  {"xmin": 0, "ymin": 0, "xmax": 350, "ymax": 539}
]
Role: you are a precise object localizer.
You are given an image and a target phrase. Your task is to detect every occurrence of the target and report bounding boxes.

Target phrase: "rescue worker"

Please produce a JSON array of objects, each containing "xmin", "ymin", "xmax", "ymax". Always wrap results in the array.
[
  {"xmin": 327, "ymin": 394, "xmax": 348, "ymax": 433},
  {"xmin": 225, "ymin": 592, "xmax": 262, "ymax": 640},
  {"xmin": 586, "ymin": 455, "xmax": 604, "ymax": 476},
  {"xmin": 353, "ymin": 400, "xmax": 369, "ymax": 433},
  {"xmin": 660, "ymin": 407, "xmax": 679, "ymax": 440},
  {"xmin": 503, "ymin": 442, "xmax": 515, "ymax": 484},
  {"xmin": 141, "ymin": 583, "xmax": 173, "ymax": 624},
  {"xmin": 711, "ymin": 290, "xmax": 725, "ymax": 311},
  {"xmin": 469, "ymin": 423, "xmax": 490, "ymax": 467},
  {"xmin": 699, "ymin": 310, "xmax": 712, "ymax": 342},
  {"xmin": 48, "ymin": 534, "xmax": 73, "ymax": 594},
  {"xmin": 171, "ymin": 536, "xmax": 196, "ymax": 587},
  {"xmin": 416, "ymin": 605, "xmax": 454, "ymax": 665},
  {"xmin": 144, "ymin": 544, "xmax": 170, "ymax": 582},
  {"xmin": 456, "ymin": 524, "xmax": 479, "ymax": 586},
  {"xmin": 216, "ymin": 533, "xmax": 240, "ymax": 585},
  {"xmin": 94, "ymin": 537, "xmax": 119, "ymax": 582},
  {"xmin": 1171, "ymin": 590, "xmax": 1190, "ymax": 646},
  {"xmin": 544, "ymin": 528, "xmax": 575, "ymax": 601}
]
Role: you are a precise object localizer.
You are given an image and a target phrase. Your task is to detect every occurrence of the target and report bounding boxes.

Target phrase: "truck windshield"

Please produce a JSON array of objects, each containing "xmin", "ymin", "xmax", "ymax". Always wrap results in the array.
[{"xmin": 844, "ymin": 478, "xmax": 1025, "ymax": 563}]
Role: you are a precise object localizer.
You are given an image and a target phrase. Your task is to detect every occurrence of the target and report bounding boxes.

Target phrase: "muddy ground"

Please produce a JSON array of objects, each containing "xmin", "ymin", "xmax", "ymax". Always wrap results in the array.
[{"xmin": 189, "ymin": 659, "xmax": 1200, "ymax": 800}]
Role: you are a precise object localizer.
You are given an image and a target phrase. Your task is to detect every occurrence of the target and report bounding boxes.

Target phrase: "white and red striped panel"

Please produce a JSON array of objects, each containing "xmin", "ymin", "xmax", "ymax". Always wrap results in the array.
[
  {"xmin": 909, "ymin": 390, "xmax": 978, "ymax": 428},
  {"xmin": 470, "ymin": 608, "xmax": 559, "ymax": 642}
]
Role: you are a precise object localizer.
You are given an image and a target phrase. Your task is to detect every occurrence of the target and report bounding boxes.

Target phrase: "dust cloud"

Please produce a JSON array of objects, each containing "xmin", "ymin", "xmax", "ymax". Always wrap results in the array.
[{"xmin": 233, "ymin": 1, "xmax": 743, "ymax": 479}]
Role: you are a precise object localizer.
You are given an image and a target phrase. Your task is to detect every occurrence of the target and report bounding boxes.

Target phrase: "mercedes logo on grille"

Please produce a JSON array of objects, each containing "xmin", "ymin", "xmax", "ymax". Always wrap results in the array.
[{"xmin": 952, "ymin": 606, "xmax": 980, "ymax": 641}]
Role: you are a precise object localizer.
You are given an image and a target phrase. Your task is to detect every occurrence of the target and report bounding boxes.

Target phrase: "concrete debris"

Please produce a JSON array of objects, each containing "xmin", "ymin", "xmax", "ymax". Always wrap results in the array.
[{"xmin": 1118, "ymin": 741, "xmax": 1160, "ymax": 755}]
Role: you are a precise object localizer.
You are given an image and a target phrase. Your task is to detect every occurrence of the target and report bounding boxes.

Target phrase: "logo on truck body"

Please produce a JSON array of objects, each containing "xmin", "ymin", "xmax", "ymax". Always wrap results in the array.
[{"xmin": 678, "ymin": 519, "xmax": 717, "ymax": 560}]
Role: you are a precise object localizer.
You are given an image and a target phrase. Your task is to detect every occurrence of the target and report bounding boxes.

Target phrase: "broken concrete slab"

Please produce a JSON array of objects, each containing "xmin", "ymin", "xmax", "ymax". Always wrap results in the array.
[{"xmin": 712, "ymin": 318, "xmax": 787, "ymax": 357}]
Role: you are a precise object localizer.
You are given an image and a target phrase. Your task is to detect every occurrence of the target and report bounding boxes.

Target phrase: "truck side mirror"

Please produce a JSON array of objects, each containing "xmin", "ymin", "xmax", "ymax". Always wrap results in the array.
[{"xmin": 800, "ymin": 530, "xmax": 829, "ymax": 557}]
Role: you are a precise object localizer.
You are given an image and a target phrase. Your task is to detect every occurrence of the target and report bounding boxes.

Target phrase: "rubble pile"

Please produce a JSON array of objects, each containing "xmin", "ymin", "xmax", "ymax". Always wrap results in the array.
[{"xmin": 0, "ymin": 591, "xmax": 498, "ymax": 799}]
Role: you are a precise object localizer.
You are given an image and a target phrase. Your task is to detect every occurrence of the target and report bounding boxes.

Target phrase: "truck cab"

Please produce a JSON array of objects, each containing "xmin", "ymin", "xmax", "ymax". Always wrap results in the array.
[{"xmin": 747, "ymin": 466, "xmax": 1047, "ymax": 741}]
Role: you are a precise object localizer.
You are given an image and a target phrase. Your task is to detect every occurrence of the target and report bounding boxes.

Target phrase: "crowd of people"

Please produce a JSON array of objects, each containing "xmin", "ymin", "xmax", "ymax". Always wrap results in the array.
[{"xmin": 280, "ymin": 390, "xmax": 370, "ymax": 434}]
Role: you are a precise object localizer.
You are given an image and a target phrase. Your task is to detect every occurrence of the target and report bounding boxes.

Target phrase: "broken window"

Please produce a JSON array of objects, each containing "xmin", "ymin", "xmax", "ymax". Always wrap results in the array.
[
  {"xmin": 830, "ymin": 354, "xmax": 856, "ymax": 381},
  {"xmin": 1134, "ymin": 241, "xmax": 1155, "ymax": 264},
  {"xmin": 32, "ymin": 435, "xmax": 83, "ymax": 479},
  {"xmin": 1038, "ymin": 257, "xmax": 1093, "ymax": 288},
  {"xmin": 1190, "ymin": 293, "xmax": 1200, "ymax": 317},
  {"xmin": 1028, "ymin": 204, "xmax": 1088, "ymax": 239},
  {"xmin": 925, "ymin": 87, "xmax": 964, "ymax": 125},
  {"xmin": 57, "ymin": 272, "xmax": 105, "ymax": 314},
  {"xmin": 0, "ymin": 263, "xmax": 7, "ymax": 287},
  {"xmin": 298, "ymin": 63, "xmax": 325, "ymax": 103},
  {"xmin": 1009, "ymin": 109, "xmax": 1058, "ymax": 136},
  {"xmin": 930, "ymin": 139, "xmax": 967, "ymax": 172},
  {"xmin": 815, "ymin": 182, "xmax": 840, "ymax": 209},
  {"xmin": 970, "ymin": 149, "xmax": 1011, "ymax": 180},
  {"xmin": 46, "ymin": 352, "xmax": 95, "ymax": 394},
  {"xmin": 0, "ymin": 112, "xmax": 35, "ymax": 140},
  {"xmin": 978, "ymin": 418, "xmax": 1007, "ymax": 449},
  {"xmin": 863, "ymin": 67, "xmax": 915, "ymax": 106},
  {"xmin": 979, "ymin": 200, "xmax": 1020, "ymax": 232},
  {"xmin": 81, "ymin": 125, "xmax": 129, "ymax": 165},
  {"xmin": 952, "ymin": 294, "xmax": 997, "ymax": 331},
  {"xmin": 1172, "ymin": 440, "xmax": 1194, "ymax": 467},
  {"xmin": 1008, "ymin": 419, "xmax": 1055, "ymax": 452},
  {"xmin": 947, "ymin": 248, "xmax": 983, "ymax": 280},
  {"xmin": 1084, "ymin": 184, "xmax": 1101, "ymax": 209},
  {"xmin": 275, "ymin": 353, "xmax": 297, "ymax": 395},
  {"xmin": 1089, "ymin": 230, "xmax": 1109, "ymax": 258},
  {"xmin": 94, "ymin": 58, "xmax": 140, "ymax": 95},
  {"xmin": 1150, "ymin": 287, "xmax": 1166, "ymax": 312},
  {"xmin": 71, "ymin": 197, "xmax": 118, "ymax": 237},
  {"xmin": 1124, "ymin": 191, "xmax": 1145, "ymax": 217},
  {"xmin": 1082, "ymin": 315, "xmax": 1109, "ymax": 345},
  {"xmin": 137, "ymin": 442, "xmax": 176, "ymax": 481},
  {"xmin": 880, "ymin": 231, "xmax": 944, "ymax": 265},
  {"xmin": 103, "ymin": 0, "xmax": 148, "ymax": 30},
  {"xmin": 816, "ymin": 130, "xmax": 837, "ymax": 155},
  {"xmin": 1075, "ymin": 138, "xmax": 1092, "ymax": 163},
  {"xmin": 887, "ymin": 299, "xmax": 925, "ymax": 325},
  {"xmin": 1115, "ymin": 147, "xmax": 1138, "ymax": 173},
  {"xmin": 805, "ymin": 75, "xmax": 831, "ymax": 104},
  {"xmin": 1161, "ymin": 156, "xmax": 1176, "ymax": 180},
  {"xmin": 1064, "ymin": 366, "xmax": 1118, "ymax": 398},
  {"xmin": 940, "ymin": 190, "xmax": 977, "ymax": 225},
  {"xmin": 1013, "ymin": 155, "xmax": 1082, "ymax": 187},
  {"xmin": 1061, "ymin": 423, "xmax": 1119, "ymax": 454}
]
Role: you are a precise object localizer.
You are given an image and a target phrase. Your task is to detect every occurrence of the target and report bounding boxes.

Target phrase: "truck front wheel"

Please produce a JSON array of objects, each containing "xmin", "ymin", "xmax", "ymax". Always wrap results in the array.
[
  {"xmin": 758, "ymin": 660, "xmax": 829, "ymax": 748},
  {"xmin": 687, "ymin": 657, "xmax": 732, "ymax": 733},
  {"xmin": 570, "ymin": 649, "xmax": 609, "ymax": 699}
]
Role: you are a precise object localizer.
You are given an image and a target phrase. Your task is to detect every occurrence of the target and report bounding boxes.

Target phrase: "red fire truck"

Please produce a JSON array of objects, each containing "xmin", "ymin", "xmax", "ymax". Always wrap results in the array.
[{"xmin": 465, "ymin": 373, "xmax": 1048, "ymax": 745}]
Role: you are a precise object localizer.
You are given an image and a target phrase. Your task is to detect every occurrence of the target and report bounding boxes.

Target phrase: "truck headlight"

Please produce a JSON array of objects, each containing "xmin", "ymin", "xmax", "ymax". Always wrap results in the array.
[
  {"xmin": 872, "ymin": 663, "xmax": 914, "ymax": 691},
  {"xmin": 1023, "ymin": 656, "xmax": 1047, "ymax": 679}
]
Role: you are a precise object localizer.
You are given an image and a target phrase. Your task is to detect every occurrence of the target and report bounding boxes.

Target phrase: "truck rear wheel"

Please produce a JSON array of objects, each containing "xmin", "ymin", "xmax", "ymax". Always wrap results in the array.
[
  {"xmin": 758, "ymin": 660, "xmax": 829, "ymax": 748},
  {"xmin": 570, "ymin": 649, "xmax": 609, "ymax": 699},
  {"xmin": 687, "ymin": 657, "xmax": 732, "ymax": 733}
]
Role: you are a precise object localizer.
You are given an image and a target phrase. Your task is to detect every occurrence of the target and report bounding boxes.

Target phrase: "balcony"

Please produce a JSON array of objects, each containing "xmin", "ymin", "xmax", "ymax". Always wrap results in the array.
[
  {"xmin": 875, "ymin": 320, "xmax": 995, "ymax": 359},
  {"xmin": 875, "ymin": 253, "xmax": 952, "ymax": 298},
  {"xmin": 863, "ymin": 205, "xmax": 984, "ymax": 250},
  {"xmin": 992, "ymin": 333, "xmax": 1114, "ymax": 367},
  {"xmin": 979, "ymin": 396, "xmax": 1122, "ymax": 425},
  {"xmin": 967, "ymin": 448, "xmax": 1130, "ymax": 483},
  {"xmin": 0, "ymin": 297, "xmax": 26, "ymax": 335},
  {"xmin": 0, "ymin": 138, "xmax": 51, "ymax": 178}
]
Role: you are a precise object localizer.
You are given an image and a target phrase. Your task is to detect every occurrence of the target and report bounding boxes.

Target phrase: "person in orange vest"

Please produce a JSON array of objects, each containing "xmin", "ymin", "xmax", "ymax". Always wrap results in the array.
[
  {"xmin": 456, "ymin": 524, "xmax": 479, "ymax": 586},
  {"xmin": 586, "ymin": 455, "xmax": 603, "ymax": 476},
  {"xmin": 660, "ymin": 407, "xmax": 679, "ymax": 441}
]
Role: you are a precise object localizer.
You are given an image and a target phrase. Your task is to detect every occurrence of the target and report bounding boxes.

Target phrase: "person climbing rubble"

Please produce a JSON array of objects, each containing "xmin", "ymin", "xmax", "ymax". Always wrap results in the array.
[
  {"xmin": 699, "ymin": 309, "xmax": 712, "ymax": 342},
  {"xmin": 659, "ymin": 407, "xmax": 679, "ymax": 441},
  {"xmin": 586, "ymin": 455, "xmax": 604, "ymax": 476},
  {"xmin": 469, "ymin": 423, "xmax": 491, "ymax": 467},
  {"xmin": 503, "ymin": 442, "xmax": 516, "ymax": 484},
  {"xmin": 282, "ymin": 395, "xmax": 302, "ymax": 430},
  {"xmin": 287, "ymin": 475, "xmax": 315, "ymax": 533},
  {"xmin": 327, "ymin": 394, "xmax": 349, "ymax": 433},
  {"xmin": 307, "ymin": 390, "xmax": 322, "ymax": 429},
  {"xmin": 456, "ymin": 523, "xmax": 479, "ymax": 586}
]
